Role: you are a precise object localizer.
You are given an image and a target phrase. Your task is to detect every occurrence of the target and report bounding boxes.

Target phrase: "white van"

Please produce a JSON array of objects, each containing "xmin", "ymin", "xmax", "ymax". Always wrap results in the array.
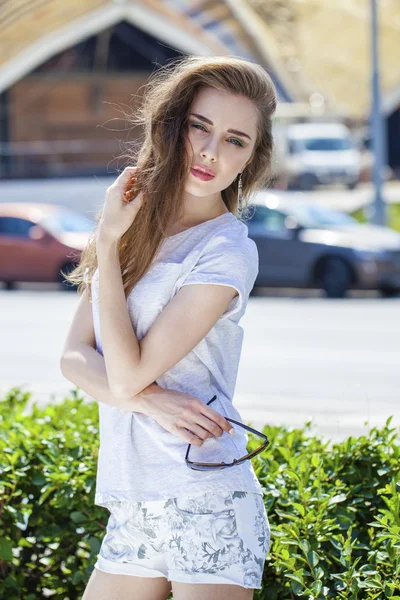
[{"xmin": 276, "ymin": 122, "xmax": 361, "ymax": 191}]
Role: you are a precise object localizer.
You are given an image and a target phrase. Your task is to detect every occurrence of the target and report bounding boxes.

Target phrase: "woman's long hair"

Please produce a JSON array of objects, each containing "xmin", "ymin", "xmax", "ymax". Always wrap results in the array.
[{"xmin": 65, "ymin": 55, "xmax": 277, "ymax": 302}]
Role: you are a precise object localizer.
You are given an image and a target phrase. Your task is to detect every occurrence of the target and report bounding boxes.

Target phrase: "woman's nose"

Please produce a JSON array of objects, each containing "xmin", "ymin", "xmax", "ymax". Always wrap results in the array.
[
  {"xmin": 200, "ymin": 143, "xmax": 218, "ymax": 162},
  {"xmin": 199, "ymin": 133, "xmax": 219, "ymax": 161}
]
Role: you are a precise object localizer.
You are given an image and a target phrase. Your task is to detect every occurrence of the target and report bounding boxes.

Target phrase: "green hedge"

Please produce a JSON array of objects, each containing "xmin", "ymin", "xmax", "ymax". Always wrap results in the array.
[{"xmin": 1, "ymin": 387, "xmax": 400, "ymax": 599}]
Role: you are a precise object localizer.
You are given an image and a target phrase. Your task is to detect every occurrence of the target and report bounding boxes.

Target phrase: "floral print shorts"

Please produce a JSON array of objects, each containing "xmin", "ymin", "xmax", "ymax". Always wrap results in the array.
[{"xmin": 94, "ymin": 490, "xmax": 271, "ymax": 589}]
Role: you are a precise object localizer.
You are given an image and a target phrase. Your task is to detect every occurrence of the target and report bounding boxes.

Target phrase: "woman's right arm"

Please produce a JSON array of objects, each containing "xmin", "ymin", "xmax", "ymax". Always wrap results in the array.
[
  {"xmin": 60, "ymin": 287, "xmax": 158, "ymax": 412},
  {"xmin": 60, "ymin": 337, "xmax": 154, "ymax": 413}
]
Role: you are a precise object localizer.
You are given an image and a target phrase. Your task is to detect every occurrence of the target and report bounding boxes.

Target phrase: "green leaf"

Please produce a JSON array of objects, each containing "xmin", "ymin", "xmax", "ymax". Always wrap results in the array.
[
  {"xmin": 384, "ymin": 583, "xmax": 395, "ymax": 596},
  {"xmin": 71, "ymin": 571, "xmax": 82, "ymax": 585},
  {"xmin": 328, "ymin": 493, "xmax": 347, "ymax": 506},
  {"xmin": 290, "ymin": 580, "xmax": 304, "ymax": 595},
  {"xmin": 31, "ymin": 473, "xmax": 46, "ymax": 486},
  {"xmin": 362, "ymin": 581, "xmax": 383, "ymax": 590},
  {"xmin": 89, "ymin": 536, "xmax": 101, "ymax": 554},
  {"xmin": 286, "ymin": 574, "xmax": 304, "ymax": 584},
  {"xmin": 0, "ymin": 536, "xmax": 13, "ymax": 560},
  {"xmin": 277, "ymin": 446, "xmax": 291, "ymax": 462},
  {"xmin": 293, "ymin": 503, "xmax": 305, "ymax": 516},
  {"xmin": 70, "ymin": 511, "xmax": 87, "ymax": 523},
  {"xmin": 310, "ymin": 580, "xmax": 322, "ymax": 595},
  {"xmin": 307, "ymin": 550, "xmax": 319, "ymax": 567},
  {"xmin": 299, "ymin": 539, "xmax": 311, "ymax": 554},
  {"xmin": 311, "ymin": 454, "xmax": 320, "ymax": 468},
  {"xmin": 314, "ymin": 566, "xmax": 324, "ymax": 579},
  {"xmin": 38, "ymin": 485, "xmax": 58, "ymax": 505}
]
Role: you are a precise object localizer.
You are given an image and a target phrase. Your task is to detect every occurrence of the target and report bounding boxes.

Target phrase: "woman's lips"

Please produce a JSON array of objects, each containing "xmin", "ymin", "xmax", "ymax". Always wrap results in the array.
[{"xmin": 190, "ymin": 168, "xmax": 215, "ymax": 181}]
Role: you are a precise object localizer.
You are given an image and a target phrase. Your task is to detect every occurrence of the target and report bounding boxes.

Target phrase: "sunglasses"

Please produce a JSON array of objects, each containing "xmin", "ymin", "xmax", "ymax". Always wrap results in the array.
[{"xmin": 185, "ymin": 395, "xmax": 269, "ymax": 470}]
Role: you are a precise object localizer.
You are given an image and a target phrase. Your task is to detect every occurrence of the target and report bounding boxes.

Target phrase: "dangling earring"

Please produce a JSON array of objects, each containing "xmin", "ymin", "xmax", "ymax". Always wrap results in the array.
[{"xmin": 237, "ymin": 172, "xmax": 243, "ymax": 211}]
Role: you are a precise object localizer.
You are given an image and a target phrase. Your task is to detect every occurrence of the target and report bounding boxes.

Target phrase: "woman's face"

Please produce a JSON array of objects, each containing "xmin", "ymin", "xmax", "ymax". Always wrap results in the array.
[{"xmin": 184, "ymin": 87, "xmax": 258, "ymax": 196}]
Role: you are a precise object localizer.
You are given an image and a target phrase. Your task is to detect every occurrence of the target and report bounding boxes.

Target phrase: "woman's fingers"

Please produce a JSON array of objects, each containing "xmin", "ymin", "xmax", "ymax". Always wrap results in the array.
[
  {"xmin": 201, "ymin": 406, "xmax": 233, "ymax": 434},
  {"xmin": 179, "ymin": 420, "xmax": 212, "ymax": 441},
  {"xmin": 110, "ymin": 166, "xmax": 137, "ymax": 200},
  {"xmin": 190, "ymin": 421, "xmax": 216, "ymax": 440},
  {"xmin": 108, "ymin": 166, "xmax": 137, "ymax": 190},
  {"xmin": 195, "ymin": 414, "xmax": 224, "ymax": 438},
  {"xmin": 178, "ymin": 414, "xmax": 228, "ymax": 445},
  {"xmin": 177, "ymin": 426, "xmax": 204, "ymax": 447},
  {"xmin": 123, "ymin": 170, "xmax": 138, "ymax": 202}
]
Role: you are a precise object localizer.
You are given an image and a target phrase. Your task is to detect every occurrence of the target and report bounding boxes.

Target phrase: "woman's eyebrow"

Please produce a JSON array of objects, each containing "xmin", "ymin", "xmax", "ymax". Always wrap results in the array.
[{"xmin": 190, "ymin": 113, "xmax": 252, "ymax": 141}]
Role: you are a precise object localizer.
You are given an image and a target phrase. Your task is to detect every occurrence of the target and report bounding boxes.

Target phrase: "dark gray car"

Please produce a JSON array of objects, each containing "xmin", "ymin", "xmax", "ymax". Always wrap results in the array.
[{"xmin": 246, "ymin": 192, "xmax": 400, "ymax": 298}]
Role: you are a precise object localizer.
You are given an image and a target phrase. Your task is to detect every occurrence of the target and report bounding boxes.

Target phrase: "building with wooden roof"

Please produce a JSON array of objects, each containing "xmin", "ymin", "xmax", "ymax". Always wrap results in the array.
[{"xmin": 0, "ymin": 0, "xmax": 399, "ymax": 177}]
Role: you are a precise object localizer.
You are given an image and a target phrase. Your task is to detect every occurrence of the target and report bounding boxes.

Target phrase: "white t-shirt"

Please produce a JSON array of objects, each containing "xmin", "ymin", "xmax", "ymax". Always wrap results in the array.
[{"xmin": 91, "ymin": 211, "xmax": 264, "ymax": 505}]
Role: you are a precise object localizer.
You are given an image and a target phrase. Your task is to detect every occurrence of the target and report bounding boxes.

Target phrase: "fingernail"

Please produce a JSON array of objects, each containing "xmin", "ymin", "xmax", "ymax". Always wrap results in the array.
[{"xmin": 228, "ymin": 428, "xmax": 235, "ymax": 436}]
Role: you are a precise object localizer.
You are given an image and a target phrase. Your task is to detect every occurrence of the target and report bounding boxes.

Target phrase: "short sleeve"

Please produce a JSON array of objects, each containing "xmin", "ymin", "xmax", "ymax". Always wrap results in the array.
[{"xmin": 180, "ymin": 230, "xmax": 259, "ymax": 320}]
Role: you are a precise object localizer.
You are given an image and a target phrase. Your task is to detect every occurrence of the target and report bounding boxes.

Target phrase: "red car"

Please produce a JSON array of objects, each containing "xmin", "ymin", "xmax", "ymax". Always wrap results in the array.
[{"xmin": 0, "ymin": 203, "xmax": 94, "ymax": 290}]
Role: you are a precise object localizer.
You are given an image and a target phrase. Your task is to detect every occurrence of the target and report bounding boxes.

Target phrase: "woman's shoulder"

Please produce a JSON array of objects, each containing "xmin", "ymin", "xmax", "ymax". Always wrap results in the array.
[
  {"xmin": 209, "ymin": 214, "xmax": 257, "ymax": 256},
  {"xmin": 200, "ymin": 216, "xmax": 258, "ymax": 283}
]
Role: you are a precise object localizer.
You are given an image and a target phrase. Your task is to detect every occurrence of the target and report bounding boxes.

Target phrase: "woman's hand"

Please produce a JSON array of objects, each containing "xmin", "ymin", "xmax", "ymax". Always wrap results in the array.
[
  {"xmin": 137, "ymin": 387, "xmax": 235, "ymax": 447},
  {"xmin": 98, "ymin": 166, "xmax": 144, "ymax": 244}
]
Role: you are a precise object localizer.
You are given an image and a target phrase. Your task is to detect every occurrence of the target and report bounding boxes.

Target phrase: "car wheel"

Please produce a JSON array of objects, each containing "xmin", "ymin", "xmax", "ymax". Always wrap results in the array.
[
  {"xmin": 379, "ymin": 286, "xmax": 399, "ymax": 298},
  {"xmin": 58, "ymin": 262, "xmax": 78, "ymax": 292},
  {"xmin": 318, "ymin": 257, "xmax": 353, "ymax": 298}
]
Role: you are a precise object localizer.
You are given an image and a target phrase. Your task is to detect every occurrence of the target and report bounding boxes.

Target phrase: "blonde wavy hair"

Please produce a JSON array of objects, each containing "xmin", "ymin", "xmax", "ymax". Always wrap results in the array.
[{"xmin": 64, "ymin": 55, "xmax": 277, "ymax": 301}]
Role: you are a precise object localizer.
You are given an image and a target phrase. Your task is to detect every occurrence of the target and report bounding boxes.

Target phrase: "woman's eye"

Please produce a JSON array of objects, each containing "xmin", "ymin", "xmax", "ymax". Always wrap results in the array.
[
  {"xmin": 190, "ymin": 124, "xmax": 244, "ymax": 147},
  {"xmin": 191, "ymin": 123, "xmax": 206, "ymax": 132},
  {"xmin": 230, "ymin": 138, "xmax": 244, "ymax": 147}
]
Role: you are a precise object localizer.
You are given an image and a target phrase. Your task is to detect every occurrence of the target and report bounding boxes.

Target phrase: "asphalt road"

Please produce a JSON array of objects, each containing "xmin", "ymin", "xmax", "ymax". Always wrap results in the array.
[{"xmin": 1, "ymin": 286, "xmax": 399, "ymax": 447}]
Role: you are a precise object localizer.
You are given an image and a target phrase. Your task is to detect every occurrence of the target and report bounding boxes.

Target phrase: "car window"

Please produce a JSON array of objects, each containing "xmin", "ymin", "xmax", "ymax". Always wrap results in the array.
[
  {"xmin": 247, "ymin": 205, "xmax": 287, "ymax": 232},
  {"xmin": 0, "ymin": 217, "xmax": 35, "ymax": 237},
  {"xmin": 301, "ymin": 137, "xmax": 353, "ymax": 151}
]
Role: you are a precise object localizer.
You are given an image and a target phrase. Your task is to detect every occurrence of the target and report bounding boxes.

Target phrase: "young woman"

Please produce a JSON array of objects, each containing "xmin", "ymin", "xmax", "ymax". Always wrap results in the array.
[{"xmin": 61, "ymin": 55, "xmax": 277, "ymax": 600}]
